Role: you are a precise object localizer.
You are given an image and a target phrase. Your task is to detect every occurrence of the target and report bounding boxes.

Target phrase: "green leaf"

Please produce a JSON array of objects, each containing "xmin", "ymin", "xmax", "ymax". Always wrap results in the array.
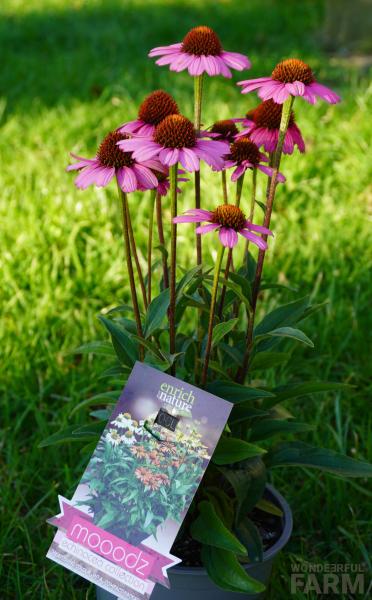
[
  {"xmin": 144, "ymin": 289, "xmax": 170, "ymax": 338},
  {"xmin": 176, "ymin": 265, "xmax": 202, "ymax": 302},
  {"xmin": 213, "ymin": 437, "xmax": 266, "ymax": 465},
  {"xmin": 72, "ymin": 341, "xmax": 116, "ymax": 356},
  {"xmin": 250, "ymin": 351, "xmax": 290, "ymax": 371},
  {"xmin": 201, "ymin": 546, "xmax": 265, "ymax": 594},
  {"xmin": 204, "ymin": 274, "xmax": 251, "ymax": 310},
  {"xmin": 229, "ymin": 405, "xmax": 269, "ymax": 424},
  {"xmin": 98, "ymin": 315, "xmax": 138, "ymax": 366},
  {"xmin": 228, "ymin": 271, "xmax": 252, "ymax": 305},
  {"xmin": 235, "ymin": 517, "xmax": 263, "ymax": 563},
  {"xmin": 255, "ymin": 296, "xmax": 310, "ymax": 336},
  {"xmin": 190, "ymin": 501, "xmax": 247, "ymax": 555},
  {"xmin": 70, "ymin": 391, "xmax": 121, "ymax": 416},
  {"xmin": 211, "ymin": 318, "xmax": 238, "ymax": 348},
  {"xmin": 220, "ymin": 458, "xmax": 266, "ymax": 523},
  {"xmin": 256, "ymin": 326, "xmax": 314, "ymax": 348},
  {"xmin": 249, "ymin": 419, "xmax": 313, "ymax": 442},
  {"xmin": 263, "ymin": 381, "xmax": 350, "ymax": 409},
  {"xmin": 38, "ymin": 422, "xmax": 103, "ymax": 448},
  {"xmin": 206, "ymin": 380, "xmax": 275, "ymax": 404},
  {"xmin": 255, "ymin": 498, "xmax": 283, "ymax": 517},
  {"xmin": 266, "ymin": 442, "xmax": 372, "ymax": 478}
]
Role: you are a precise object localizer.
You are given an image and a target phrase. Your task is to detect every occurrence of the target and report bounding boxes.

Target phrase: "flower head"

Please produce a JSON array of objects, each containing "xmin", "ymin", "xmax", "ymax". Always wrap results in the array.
[
  {"xmin": 149, "ymin": 25, "xmax": 250, "ymax": 78},
  {"xmin": 174, "ymin": 204, "xmax": 272, "ymax": 249},
  {"xmin": 119, "ymin": 90, "xmax": 179, "ymax": 137},
  {"xmin": 238, "ymin": 58, "xmax": 340, "ymax": 105},
  {"xmin": 67, "ymin": 130, "xmax": 165, "ymax": 193},
  {"xmin": 210, "ymin": 119, "xmax": 239, "ymax": 143},
  {"xmin": 106, "ymin": 429, "xmax": 123, "ymax": 446},
  {"xmin": 117, "ymin": 114, "xmax": 228, "ymax": 172},
  {"xmin": 224, "ymin": 136, "xmax": 286, "ymax": 182},
  {"xmin": 236, "ymin": 100, "xmax": 305, "ymax": 154}
]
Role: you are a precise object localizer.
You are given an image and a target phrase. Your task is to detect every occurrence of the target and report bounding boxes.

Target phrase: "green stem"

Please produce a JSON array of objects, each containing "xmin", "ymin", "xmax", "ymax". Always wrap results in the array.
[
  {"xmin": 156, "ymin": 191, "xmax": 169, "ymax": 289},
  {"xmin": 147, "ymin": 189, "xmax": 156, "ymax": 304},
  {"xmin": 169, "ymin": 164, "xmax": 178, "ymax": 374},
  {"xmin": 126, "ymin": 200, "xmax": 148, "ymax": 310},
  {"xmin": 201, "ymin": 244, "xmax": 225, "ymax": 386},
  {"xmin": 218, "ymin": 173, "xmax": 245, "ymax": 318},
  {"xmin": 222, "ymin": 170, "xmax": 228, "ymax": 204},
  {"xmin": 117, "ymin": 187, "xmax": 144, "ymax": 358},
  {"xmin": 244, "ymin": 167, "xmax": 257, "ymax": 258},
  {"xmin": 238, "ymin": 96, "xmax": 294, "ymax": 383}
]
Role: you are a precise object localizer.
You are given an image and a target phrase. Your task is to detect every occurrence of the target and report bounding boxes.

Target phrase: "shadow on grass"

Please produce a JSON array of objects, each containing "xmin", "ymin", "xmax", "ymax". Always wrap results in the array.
[{"xmin": 0, "ymin": 0, "xmax": 325, "ymax": 116}]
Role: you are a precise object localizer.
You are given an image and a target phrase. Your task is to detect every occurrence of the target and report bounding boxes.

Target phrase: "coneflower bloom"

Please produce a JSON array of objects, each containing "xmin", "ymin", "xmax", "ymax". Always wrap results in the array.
[
  {"xmin": 235, "ymin": 100, "xmax": 305, "ymax": 154},
  {"xmin": 209, "ymin": 119, "xmax": 239, "ymax": 143},
  {"xmin": 119, "ymin": 90, "xmax": 179, "ymax": 137},
  {"xmin": 117, "ymin": 114, "xmax": 228, "ymax": 172},
  {"xmin": 149, "ymin": 25, "xmax": 250, "ymax": 78},
  {"xmin": 67, "ymin": 131, "xmax": 164, "ymax": 193},
  {"xmin": 224, "ymin": 137, "xmax": 286, "ymax": 182},
  {"xmin": 174, "ymin": 205, "xmax": 272, "ymax": 250},
  {"xmin": 238, "ymin": 58, "xmax": 341, "ymax": 105}
]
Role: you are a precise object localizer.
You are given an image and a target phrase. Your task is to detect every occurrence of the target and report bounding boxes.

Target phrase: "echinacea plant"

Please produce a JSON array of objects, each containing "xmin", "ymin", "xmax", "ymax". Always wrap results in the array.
[{"xmin": 42, "ymin": 25, "xmax": 372, "ymax": 596}]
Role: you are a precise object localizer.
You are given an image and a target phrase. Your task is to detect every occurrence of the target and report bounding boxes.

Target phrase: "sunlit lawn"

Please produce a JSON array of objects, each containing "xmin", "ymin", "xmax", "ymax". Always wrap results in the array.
[{"xmin": 1, "ymin": 0, "xmax": 371, "ymax": 597}]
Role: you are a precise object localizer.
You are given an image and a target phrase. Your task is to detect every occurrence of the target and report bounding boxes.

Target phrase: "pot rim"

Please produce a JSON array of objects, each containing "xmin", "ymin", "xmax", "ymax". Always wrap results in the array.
[{"xmin": 170, "ymin": 483, "xmax": 293, "ymax": 575}]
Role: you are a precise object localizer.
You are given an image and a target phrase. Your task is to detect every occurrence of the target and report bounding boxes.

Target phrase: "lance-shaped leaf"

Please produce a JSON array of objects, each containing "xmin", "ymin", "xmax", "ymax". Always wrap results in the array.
[
  {"xmin": 235, "ymin": 517, "xmax": 263, "ymax": 563},
  {"xmin": 220, "ymin": 457, "xmax": 266, "ymax": 523},
  {"xmin": 98, "ymin": 315, "xmax": 138, "ymax": 366},
  {"xmin": 38, "ymin": 421, "xmax": 104, "ymax": 448},
  {"xmin": 206, "ymin": 381, "xmax": 275, "ymax": 404},
  {"xmin": 255, "ymin": 296, "xmax": 310, "ymax": 336},
  {"xmin": 191, "ymin": 501, "xmax": 247, "ymax": 555},
  {"xmin": 201, "ymin": 546, "xmax": 265, "ymax": 594},
  {"xmin": 250, "ymin": 351, "xmax": 291, "ymax": 371},
  {"xmin": 211, "ymin": 318, "xmax": 239, "ymax": 348},
  {"xmin": 213, "ymin": 437, "xmax": 266, "ymax": 465},
  {"xmin": 255, "ymin": 326, "xmax": 314, "ymax": 348},
  {"xmin": 263, "ymin": 381, "xmax": 351, "ymax": 409},
  {"xmin": 249, "ymin": 419, "xmax": 313, "ymax": 442},
  {"xmin": 144, "ymin": 289, "xmax": 170, "ymax": 338},
  {"xmin": 266, "ymin": 442, "xmax": 372, "ymax": 477}
]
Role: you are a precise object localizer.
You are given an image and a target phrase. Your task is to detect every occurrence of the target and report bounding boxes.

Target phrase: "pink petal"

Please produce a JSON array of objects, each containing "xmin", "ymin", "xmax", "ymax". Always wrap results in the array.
[
  {"xmin": 215, "ymin": 56, "xmax": 232, "ymax": 78},
  {"xmin": 169, "ymin": 53, "xmax": 194, "ymax": 72},
  {"xmin": 286, "ymin": 81, "xmax": 305, "ymax": 96},
  {"xmin": 195, "ymin": 223, "xmax": 220, "ymax": 234},
  {"xmin": 156, "ymin": 53, "xmax": 183, "ymax": 67},
  {"xmin": 179, "ymin": 148, "xmax": 200, "ymax": 172},
  {"xmin": 231, "ymin": 164, "xmax": 246, "ymax": 182},
  {"xmin": 67, "ymin": 155, "xmax": 98, "ymax": 171},
  {"xmin": 221, "ymin": 51, "xmax": 251, "ymax": 71},
  {"xmin": 132, "ymin": 164, "xmax": 158, "ymax": 189},
  {"xmin": 257, "ymin": 164, "xmax": 286, "ymax": 183},
  {"xmin": 245, "ymin": 221, "xmax": 273, "ymax": 236},
  {"xmin": 159, "ymin": 147, "xmax": 179, "ymax": 166},
  {"xmin": 239, "ymin": 230, "xmax": 268, "ymax": 250},
  {"xmin": 188, "ymin": 56, "xmax": 203, "ymax": 76},
  {"xmin": 117, "ymin": 166, "xmax": 138, "ymax": 193},
  {"xmin": 219, "ymin": 227, "xmax": 238, "ymax": 248},
  {"xmin": 148, "ymin": 43, "xmax": 183, "ymax": 57},
  {"xmin": 308, "ymin": 82, "xmax": 341, "ymax": 104}
]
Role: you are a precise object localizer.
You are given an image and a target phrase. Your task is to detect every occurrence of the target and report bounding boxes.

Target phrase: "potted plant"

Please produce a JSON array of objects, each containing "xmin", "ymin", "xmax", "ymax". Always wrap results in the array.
[{"xmin": 41, "ymin": 25, "xmax": 372, "ymax": 599}]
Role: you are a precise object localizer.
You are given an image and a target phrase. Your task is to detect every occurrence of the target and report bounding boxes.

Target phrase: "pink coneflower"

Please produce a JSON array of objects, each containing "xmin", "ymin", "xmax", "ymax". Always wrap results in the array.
[
  {"xmin": 236, "ymin": 100, "xmax": 305, "ymax": 154},
  {"xmin": 174, "ymin": 205, "xmax": 272, "ymax": 250},
  {"xmin": 118, "ymin": 114, "xmax": 228, "ymax": 172},
  {"xmin": 210, "ymin": 119, "xmax": 240, "ymax": 143},
  {"xmin": 224, "ymin": 137, "xmax": 286, "ymax": 182},
  {"xmin": 149, "ymin": 25, "xmax": 250, "ymax": 78},
  {"xmin": 238, "ymin": 58, "xmax": 340, "ymax": 105},
  {"xmin": 67, "ymin": 130, "xmax": 164, "ymax": 193},
  {"xmin": 119, "ymin": 90, "xmax": 179, "ymax": 137}
]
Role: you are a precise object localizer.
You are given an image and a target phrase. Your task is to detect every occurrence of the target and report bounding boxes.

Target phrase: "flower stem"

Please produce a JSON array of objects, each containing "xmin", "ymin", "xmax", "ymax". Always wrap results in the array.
[
  {"xmin": 117, "ymin": 186, "xmax": 144, "ymax": 358},
  {"xmin": 156, "ymin": 191, "xmax": 169, "ymax": 289},
  {"xmin": 194, "ymin": 74, "xmax": 204, "ymax": 266},
  {"xmin": 244, "ymin": 167, "xmax": 257, "ymax": 258},
  {"xmin": 126, "ymin": 199, "xmax": 148, "ymax": 310},
  {"xmin": 218, "ymin": 173, "xmax": 245, "ymax": 318},
  {"xmin": 201, "ymin": 244, "xmax": 225, "ymax": 386},
  {"xmin": 169, "ymin": 164, "xmax": 178, "ymax": 374},
  {"xmin": 222, "ymin": 170, "xmax": 228, "ymax": 204},
  {"xmin": 147, "ymin": 189, "xmax": 156, "ymax": 304},
  {"xmin": 238, "ymin": 96, "xmax": 294, "ymax": 383}
]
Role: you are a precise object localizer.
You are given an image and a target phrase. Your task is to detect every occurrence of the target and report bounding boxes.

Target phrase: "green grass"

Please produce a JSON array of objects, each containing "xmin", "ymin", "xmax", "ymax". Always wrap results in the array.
[{"xmin": 1, "ymin": 0, "xmax": 371, "ymax": 598}]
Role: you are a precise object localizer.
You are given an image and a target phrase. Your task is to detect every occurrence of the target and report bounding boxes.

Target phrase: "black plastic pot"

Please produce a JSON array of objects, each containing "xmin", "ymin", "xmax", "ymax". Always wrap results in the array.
[{"xmin": 96, "ymin": 485, "xmax": 292, "ymax": 599}]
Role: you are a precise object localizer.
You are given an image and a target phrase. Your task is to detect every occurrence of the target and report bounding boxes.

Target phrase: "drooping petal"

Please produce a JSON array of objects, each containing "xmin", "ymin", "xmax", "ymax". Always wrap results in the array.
[
  {"xmin": 245, "ymin": 221, "xmax": 273, "ymax": 236},
  {"xmin": 148, "ymin": 43, "xmax": 183, "ymax": 57},
  {"xmin": 159, "ymin": 147, "xmax": 179, "ymax": 166},
  {"xmin": 257, "ymin": 164, "xmax": 286, "ymax": 182},
  {"xmin": 67, "ymin": 155, "xmax": 98, "ymax": 171},
  {"xmin": 75, "ymin": 165, "xmax": 115, "ymax": 189},
  {"xmin": 286, "ymin": 81, "xmax": 305, "ymax": 96},
  {"xmin": 271, "ymin": 84, "xmax": 291, "ymax": 104},
  {"xmin": 290, "ymin": 124, "xmax": 305, "ymax": 153},
  {"xmin": 219, "ymin": 227, "xmax": 238, "ymax": 248},
  {"xmin": 308, "ymin": 81, "xmax": 341, "ymax": 104},
  {"xmin": 231, "ymin": 164, "xmax": 246, "ymax": 182},
  {"xmin": 215, "ymin": 56, "xmax": 232, "ymax": 78},
  {"xmin": 220, "ymin": 51, "xmax": 251, "ymax": 71},
  {"xmin": 156, "ymin": 52, "xmax": 183, "ymax": 67},
  {"xmin": 239, "ymin": 229, "xmax": 268, "ymax": 250},
  {"xmin": 117, "ymin": 166, "xmax": 138, "ymax": 193},
  {"xmin": 188, "ymin": 56, "xmax": 203, "ymax": 76},
  {"xmin": 237, "ymin": 77, "xmax": 273, "ymax": 91},
  {"xmin": 178, "ymin": 148, "xmax": 200, "ymax": 172},
  {"xmin": 195, "ymin": 223, "xmax": 220, "ymax": 234},
  {"xmin": 132, "ymin": 164, "xmax": 158, "ymax": 189}
]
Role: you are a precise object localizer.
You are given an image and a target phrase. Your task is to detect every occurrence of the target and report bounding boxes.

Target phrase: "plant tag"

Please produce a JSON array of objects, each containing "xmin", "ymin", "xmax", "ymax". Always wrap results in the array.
[{"xmin": 47, "ymin": 362, "xmax": 232, "ymax": 599}]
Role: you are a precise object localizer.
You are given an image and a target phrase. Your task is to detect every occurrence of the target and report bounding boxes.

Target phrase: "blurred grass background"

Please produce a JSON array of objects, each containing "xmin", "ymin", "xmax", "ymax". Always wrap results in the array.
[{"xmin": 0, "ymin": 0, "xmax": 371, "ymax": 598}]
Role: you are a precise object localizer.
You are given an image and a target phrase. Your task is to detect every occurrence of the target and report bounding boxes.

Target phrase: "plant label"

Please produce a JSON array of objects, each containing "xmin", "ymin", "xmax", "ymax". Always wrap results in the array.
[{"xmin": 46, "ymin": 362, "xmax": 232, "ymax": 599}]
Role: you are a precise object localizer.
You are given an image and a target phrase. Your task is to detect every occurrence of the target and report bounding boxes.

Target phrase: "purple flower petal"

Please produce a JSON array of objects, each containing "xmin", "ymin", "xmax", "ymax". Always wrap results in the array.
[
  {"xmin": 156, "ymin": 52, "xmax": 183, "ymax": 66},
  {"xmin": 148, "ymin": 43, "xmax": 183, "ymax": 57},
  {"xmin": 179, "ymin": 148, "xmax": 200, "ymax": 172},
  {"xmin": 221, "ymin": 51, "xmax": 251, "ymax": 71},
  {"xmin": 117, "ymin": 166, "xmax": 138, "ymax": 193},
  {"xmin": 271, "ymin": 83, "xmax": 291, "ymax": 104},
  {"xmin": 231, "ymin": 164, "xmax": 246, "ymax": 181},
  {"xmin": 188, "ymin": 56, "xmax": 203, "ymax": 76},
  {"xmin": 257, "ymin": 164, "xmax": 286, "ymax": 183},
  {"xmin": 308, "ymin": 82, "xmax": 341, "ymax": 104},
  {"xmin": 245, "ymin": 221, "xmax": 273, "ymax": 236},
  {"xmin": 219, "ymin": 227, "xmax": 238, "ymax": 248},
  {"xmin": 215, "ymin": 56, "xmax": 232, "ymax": 78},
  {"xmin": 239, "ymin": 229, "xmax": 268, "ymax": 250},
  {"xmin": 286, "ymin": 81, "xmax": 305, "ymax": 96},
  {"xmin": 159, "ymin": 147, "xmax": 179, "ymax": 166},
  {"xmin": 195, "ymin": 223, "xmax": 220, "ymax": 234},
  {"xmin": 132, "ymin": 164, "xmax": 158, "ymax": 189},
  {"xmin": 67, "ymin": 155, "xmax": 98, "ymax": 171}
]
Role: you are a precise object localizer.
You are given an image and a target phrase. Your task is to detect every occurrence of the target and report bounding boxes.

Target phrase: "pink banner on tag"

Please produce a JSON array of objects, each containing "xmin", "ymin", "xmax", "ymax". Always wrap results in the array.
[{"xmin": 67, "ymin": 515, "xmax": 155, "ymax": 580}]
